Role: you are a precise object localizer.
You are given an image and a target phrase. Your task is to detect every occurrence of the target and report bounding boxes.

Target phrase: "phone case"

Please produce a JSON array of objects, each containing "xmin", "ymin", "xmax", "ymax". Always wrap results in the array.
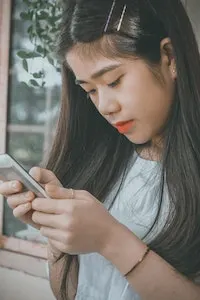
[{"xmin": 0, "ymin": 153, "xmax": 50, "ymax": 198}]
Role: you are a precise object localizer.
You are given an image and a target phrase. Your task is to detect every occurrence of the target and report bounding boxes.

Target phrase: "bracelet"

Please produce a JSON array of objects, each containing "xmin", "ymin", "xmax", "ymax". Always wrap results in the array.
[{"xmin": 124, "ymin": 247, "xmax": 150, "ymax": 277}]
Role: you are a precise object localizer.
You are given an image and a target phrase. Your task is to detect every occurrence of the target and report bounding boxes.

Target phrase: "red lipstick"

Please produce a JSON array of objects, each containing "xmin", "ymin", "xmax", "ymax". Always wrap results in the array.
[{"xmin": 114, "ymin": 120, "xmax": 134, "ymax": 134}]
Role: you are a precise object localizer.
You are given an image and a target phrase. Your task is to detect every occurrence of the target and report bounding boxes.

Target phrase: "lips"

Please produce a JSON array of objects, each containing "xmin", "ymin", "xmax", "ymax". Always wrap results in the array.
[{"xmin": 114, "ymin": 120, "xmax": 134, "ymax": 134}]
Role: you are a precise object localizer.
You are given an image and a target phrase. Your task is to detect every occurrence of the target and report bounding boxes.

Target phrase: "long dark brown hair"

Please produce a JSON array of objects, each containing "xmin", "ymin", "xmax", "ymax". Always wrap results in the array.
[{"xmin": 47, "ymin": 0, "xmax": 200, "ymax": 299}]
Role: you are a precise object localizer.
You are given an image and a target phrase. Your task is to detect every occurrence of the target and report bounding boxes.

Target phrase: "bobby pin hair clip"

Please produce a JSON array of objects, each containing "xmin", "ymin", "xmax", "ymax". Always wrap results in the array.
[
  {"xmin": 104, "ymin": 0, "xmax": 127, "ymax": 33},
  {"xmin": 117, "ymin": 4, "xmax": 127, "ymax": 31}
]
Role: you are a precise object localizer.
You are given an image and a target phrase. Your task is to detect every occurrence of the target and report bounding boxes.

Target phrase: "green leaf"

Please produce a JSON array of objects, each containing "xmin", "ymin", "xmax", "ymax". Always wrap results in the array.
[
  {"xmin": 52, "ymin": 6, "xmax": 56, "ymax": 15},
  {"xmin": 47, "ymin": 18, "xmax": 55, "ymax": 27},
  {"xmin": 41, "ymin": 34, "xmax": 52, "ymax": 42},
  {"xmin": 23, "ymin": 0, "xmax": 31, "ymax": 4},
  {"xmin": 22, "ymin": 59, "xmax": 28, "ymax": 72},
  {"xmin": 36, "ymin": 27, "xmax": 44, "ymax": 37},
  {"xmin": 32, "ymin": 72, "xmax": 43, "ymax": 79},
  {"xmin": 27, "ymin": 25, "xmax": 33, "ymax": 34},
  {"xmin": 54, "ymin": 15, "xmax": 62, "ymax": 23},
  {"xmin": 21, "ymin": 81, "xmax": 30, "ymax": 88},
  {"xmin": 38, "ymin": 11, "xmax": 49, "ymax": 19},
  {"xmin": 30, "ymin": 10, "xmax": 34, "ymax": 20},
  {"xmin": 47, "ymin": 56, "xmax": 54, "ymax": 66},
  {"xmin": 30, "ymin": 52, "xmax": 42, "ymax": 58},
  {"xmin": 29, "ymin": 79, "xmax": 40, "ymax": 87},
  {"xmin": 42, "ymin": 48, "xmax": 47, "ymax": 57},
  {"xmin": 17, "ymin": 50, "xmax": 30, "ymax": 59},
  {"xmin": 36, "ymin": 45, "xmax": 45, "ymax": 54},
  {"xmin": 50, "ymin": 27, "xmax": 58, "ymax": 33},
  {"xmin": 17, "ymin": 51, "xmax": 41, "ymax": 59},
  {"xmin": 20, "ymin": 12, "xmax": 32, "ymax": 21}
]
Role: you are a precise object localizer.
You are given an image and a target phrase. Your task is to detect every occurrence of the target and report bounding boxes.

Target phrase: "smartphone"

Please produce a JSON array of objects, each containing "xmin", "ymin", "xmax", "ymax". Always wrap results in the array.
[{"xmin": 0, "ymin": 153, "xmax": 50, "ymax": 198}]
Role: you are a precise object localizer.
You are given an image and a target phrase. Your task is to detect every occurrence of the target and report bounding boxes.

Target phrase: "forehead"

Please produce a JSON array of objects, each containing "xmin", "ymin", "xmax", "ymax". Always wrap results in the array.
[{"xmin": 66, "ymin": 47, "xmax": 121, "ymax": 78}]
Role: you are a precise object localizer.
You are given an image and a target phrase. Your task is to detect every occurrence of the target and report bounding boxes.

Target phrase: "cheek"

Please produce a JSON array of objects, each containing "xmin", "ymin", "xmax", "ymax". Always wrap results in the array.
[
  {"xmin": 127, "ymin": 87, "xmax": 174, "ymax": 144},
  {"xmin": 138, "ymin": 79, "xmax": 174, "ymax": 120}
]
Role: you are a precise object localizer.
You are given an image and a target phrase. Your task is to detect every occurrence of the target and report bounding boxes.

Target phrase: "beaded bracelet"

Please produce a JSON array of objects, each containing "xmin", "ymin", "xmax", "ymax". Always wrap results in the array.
[{"xmin": 124, "ymin": 247, "xmax": 150, "ymax": 277}]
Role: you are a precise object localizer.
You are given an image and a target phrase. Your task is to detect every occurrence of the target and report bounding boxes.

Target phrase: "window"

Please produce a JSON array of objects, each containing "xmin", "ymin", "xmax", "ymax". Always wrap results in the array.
[{"xmin": 0, "ymin": 0, "xmax": 61, "ymax": 272}]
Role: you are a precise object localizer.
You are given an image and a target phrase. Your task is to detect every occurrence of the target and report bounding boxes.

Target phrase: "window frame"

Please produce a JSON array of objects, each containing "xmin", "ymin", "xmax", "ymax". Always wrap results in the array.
[{"xmin": 0, "ymin": 0, "xmax": 48, "ymax": 277}]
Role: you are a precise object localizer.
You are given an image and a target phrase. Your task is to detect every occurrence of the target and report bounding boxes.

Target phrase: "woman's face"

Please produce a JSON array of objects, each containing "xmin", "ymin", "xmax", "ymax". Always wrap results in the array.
[{"xmin": 66, "ymin": 42, "xmax": 176, "ymax": 147}]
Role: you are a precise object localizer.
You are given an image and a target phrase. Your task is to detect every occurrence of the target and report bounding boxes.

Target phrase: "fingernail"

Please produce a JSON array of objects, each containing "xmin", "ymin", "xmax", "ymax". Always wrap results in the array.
[
  {"xmin": 11, "ymin": 181, "xmax": 18, "ymax": 190},
  {"xmin": 23, "ymin": 203, "xmax": 30, "ymax": 209},
  {"xmin": 25, "ymin": 191, "xmax": 31, "ymax": 198},
  {"xmin": 29, "ymin": 167, "xmax": 40, "ymax": 180}
]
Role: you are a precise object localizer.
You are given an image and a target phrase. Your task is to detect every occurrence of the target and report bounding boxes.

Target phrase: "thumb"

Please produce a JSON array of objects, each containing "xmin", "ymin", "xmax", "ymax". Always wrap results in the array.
[
  {"xmin": 29, "ymin": 167, "xmax": 41, "ymax": 182},
  {"xmin": 29, "ymin": 167, "xmax": 62, "ymax": 187}
]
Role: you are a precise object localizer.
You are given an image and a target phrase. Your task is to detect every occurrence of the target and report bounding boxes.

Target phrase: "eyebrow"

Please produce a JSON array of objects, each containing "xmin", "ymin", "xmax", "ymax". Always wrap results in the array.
[{"xmin": 75, "ymin": 64, "xmax": 122, "ymax": 85}]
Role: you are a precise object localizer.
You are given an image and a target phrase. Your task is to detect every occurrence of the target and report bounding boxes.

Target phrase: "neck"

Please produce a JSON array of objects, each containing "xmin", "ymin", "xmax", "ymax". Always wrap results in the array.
[{"xmin": 136, "ymin": 141, "xmax": 163, "ymax": 162}]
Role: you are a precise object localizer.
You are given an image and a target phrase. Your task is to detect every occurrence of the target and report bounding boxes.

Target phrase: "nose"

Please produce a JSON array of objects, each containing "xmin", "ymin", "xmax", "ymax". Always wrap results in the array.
[{"xmin": 97, "ymin": 90, "xmax": 121, "ymax": 116}]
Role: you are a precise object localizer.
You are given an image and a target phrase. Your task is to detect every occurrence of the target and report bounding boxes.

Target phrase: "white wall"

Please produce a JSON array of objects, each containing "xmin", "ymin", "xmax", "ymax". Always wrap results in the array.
[
  {"xmin": 0, "ymin": 267, "xmax": 55, "ymax": 300},
  {"xmin": 186, "ymin": 0, "xmax": 200, "ymax": 47}
]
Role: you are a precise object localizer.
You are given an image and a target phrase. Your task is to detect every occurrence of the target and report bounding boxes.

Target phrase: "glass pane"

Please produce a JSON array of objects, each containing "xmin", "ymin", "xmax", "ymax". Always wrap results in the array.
[
  {"xmin": 3, "ymin": 0, "xmax": 61, "ymax": 243},
  {"xmin": 7, "ymin": 0, "xmax": 61, "ymax": 126},
  {"xmin": 8, "ymin": 83, "xmax": 46, "ymax": 126},
  {"xmin": 3, "ymin": 132, "xmax": 45, "ymax": 242},
  {"xmin": 7, "ymin": 132, "xmax": 44, "ymax": 170}
]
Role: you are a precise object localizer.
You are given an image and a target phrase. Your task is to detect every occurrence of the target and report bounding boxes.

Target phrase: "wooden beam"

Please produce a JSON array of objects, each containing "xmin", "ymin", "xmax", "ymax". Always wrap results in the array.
[{"xmin": 0, "ymin": 0, "xmax": 12, "ymax": 234}]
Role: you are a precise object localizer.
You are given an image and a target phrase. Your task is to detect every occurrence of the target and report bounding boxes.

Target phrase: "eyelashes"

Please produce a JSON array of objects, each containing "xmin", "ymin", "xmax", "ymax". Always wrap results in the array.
[
  {"xmin": 86, "ymin": 75, "xmax": 124, "ymax": 98},
  {"xmin": 108, "ymin": 76, "xmax": 122, "ymax": 88}
]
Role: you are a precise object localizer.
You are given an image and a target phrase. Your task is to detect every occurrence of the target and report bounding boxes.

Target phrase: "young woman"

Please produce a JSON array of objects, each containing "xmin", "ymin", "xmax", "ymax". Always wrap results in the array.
[{"xmin": 1, "ymin": 0, "xmax": 200, "ymax": 299}]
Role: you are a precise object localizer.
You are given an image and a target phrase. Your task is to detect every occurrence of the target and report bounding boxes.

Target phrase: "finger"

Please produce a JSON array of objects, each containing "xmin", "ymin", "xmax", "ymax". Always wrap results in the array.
[
  {"xmin": 0, "ymin": 180, "xmax": 23, "ymax": 196},
  {"xmin": 32, "ymin": 211, "xmax": 67, "ymax": 229},
  {"xmin": 29, "ymin": 167, "xmax": 62, "ymax": 187},
  {"xmin": 45, "ymin": 185, "xmax": 87, "ymax": 200},
  {"xmin": 48, "ymin": 239, "xmax": 68, "ymax": 255},
  {"xmin": 13, "ymin": 202, "xmax": 32, "ymax": 218},
  {"xmin": 32, "ymin": 197, "xmax": 78, "ymax": 214},
  {"xmin": 7, "ymin": 191, "xmax": 35, "ymax": 209},
  {"xmin": 40, "ymin": 227, "xmax": 68, "ymax": 243},
  {"xmin": 45, "ymin": 185, "xmax": 75, "ymax": 199}
]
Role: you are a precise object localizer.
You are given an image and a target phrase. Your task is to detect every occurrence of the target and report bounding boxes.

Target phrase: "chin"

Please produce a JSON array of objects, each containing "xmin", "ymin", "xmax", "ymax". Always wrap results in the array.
[{"xmin": 125, "ymin": 133, "xmax": 152, "ymax": 145}]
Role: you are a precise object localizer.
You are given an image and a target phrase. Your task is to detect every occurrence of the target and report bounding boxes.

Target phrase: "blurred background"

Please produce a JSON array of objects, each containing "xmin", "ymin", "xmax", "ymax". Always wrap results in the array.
[{"xmin": 4, "ymin": 0, "xmax": 61, "ymax": 242}]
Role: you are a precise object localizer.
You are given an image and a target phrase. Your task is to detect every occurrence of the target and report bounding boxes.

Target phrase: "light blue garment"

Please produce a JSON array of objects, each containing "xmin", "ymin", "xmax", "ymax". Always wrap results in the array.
[{"xmin": 75, "ymin": 152, "xmax": 170, "ymax": 300}]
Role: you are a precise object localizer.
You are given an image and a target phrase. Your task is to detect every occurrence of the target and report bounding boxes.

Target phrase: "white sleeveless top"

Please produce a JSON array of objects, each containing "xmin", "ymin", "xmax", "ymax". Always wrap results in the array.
[{"xmin": 75, "ymin": 151, "xmax": 170, "ymax": 300}]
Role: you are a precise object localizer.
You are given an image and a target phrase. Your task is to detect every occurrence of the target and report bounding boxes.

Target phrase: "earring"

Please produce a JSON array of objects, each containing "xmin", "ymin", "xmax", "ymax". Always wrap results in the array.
[{"xmin": 172, "ymin": 68, "xmax": 176, "ymax": 75}]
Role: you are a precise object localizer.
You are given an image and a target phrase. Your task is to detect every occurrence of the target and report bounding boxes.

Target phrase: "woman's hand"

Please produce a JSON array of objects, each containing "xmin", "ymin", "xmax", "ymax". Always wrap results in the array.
[
  {"xmin": 0, "ymin": 168, "xmax": 62, "ymax": 229},
  {"xmin": 32, "ymin": 185, "xmax": 119, "ymax": 255}
]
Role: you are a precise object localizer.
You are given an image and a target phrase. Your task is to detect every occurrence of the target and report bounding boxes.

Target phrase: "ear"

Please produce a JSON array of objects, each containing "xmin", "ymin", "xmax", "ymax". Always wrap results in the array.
[{"xmin": 160, "ymin": 38, "xmax": 177, "ymax": 80}]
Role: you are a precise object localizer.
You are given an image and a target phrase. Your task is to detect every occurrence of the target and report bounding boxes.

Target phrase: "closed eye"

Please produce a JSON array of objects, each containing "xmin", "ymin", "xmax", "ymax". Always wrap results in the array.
[
  {"xmin": 87, "ymin": 89, "xmax": 97, "ymax": 96},
  {"xmin": 108, "ymin": 75, "xmax": 123, "ymax": 88},
  {"xmin": 86, "ymin": 75, "xmax": 124, "ymax": 98}
]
